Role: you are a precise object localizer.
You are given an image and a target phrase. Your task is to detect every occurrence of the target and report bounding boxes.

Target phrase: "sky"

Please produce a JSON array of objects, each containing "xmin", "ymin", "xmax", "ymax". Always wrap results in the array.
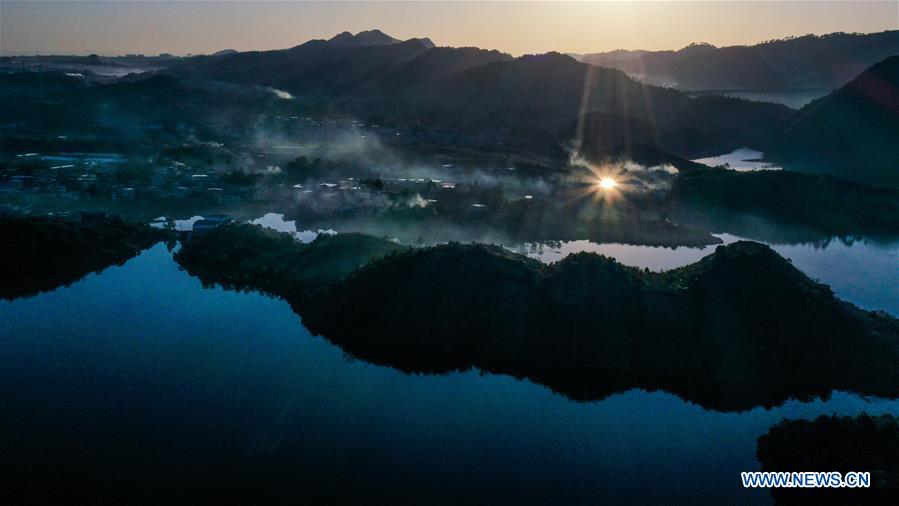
[{"xmin": 1, "ymin": 1, "xmax": 897, "ymax": 56}]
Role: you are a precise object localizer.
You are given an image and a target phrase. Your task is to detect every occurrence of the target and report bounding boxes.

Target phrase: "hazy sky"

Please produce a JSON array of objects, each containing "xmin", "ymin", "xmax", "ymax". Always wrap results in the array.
[{"xmin": 2, "ymin": 1, "xmax": 897, "ymax": 56}]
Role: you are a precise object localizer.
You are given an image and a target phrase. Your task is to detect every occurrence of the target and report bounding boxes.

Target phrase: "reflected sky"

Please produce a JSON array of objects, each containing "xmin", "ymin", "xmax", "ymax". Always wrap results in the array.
[
  {"xmin": 516, "ymin": 234, "xmax": 899, "ymax": 315},
  {"xmin": 240, "ymin": 211, "xmax": 898, "ymax": 315},
  {"xmin": 2, "ymin": 244, "xmax": 898, "ymax": 503},
  {"xmin": 693, "ymin": 148, "xmax": 783, "ymax": 172},
  {"xmin": 249, "ymin": 212, "xmax": 336, "ymax": 243}
]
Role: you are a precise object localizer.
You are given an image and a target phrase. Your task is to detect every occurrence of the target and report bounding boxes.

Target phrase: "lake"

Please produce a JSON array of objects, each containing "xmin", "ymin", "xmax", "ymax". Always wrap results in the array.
[
  {"xmin": 692, "ymin": 148, "xmax": 783, "ymax": 172},
  {"xmin": 245, "ymin": 213, "xmax": 899, "ymax": 316},
  {"xmin": 513, "ymin": 234, "xmax": 899, "ymax": 316},
  {"xmin": 2, "ymin": 242, "xmax": 898, "ymax": 504}
]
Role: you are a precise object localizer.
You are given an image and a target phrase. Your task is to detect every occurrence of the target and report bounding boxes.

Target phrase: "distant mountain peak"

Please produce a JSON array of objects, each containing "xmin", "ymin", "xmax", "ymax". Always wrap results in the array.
[
  {"xmin": 518, "ymin": 52, "xmax": 579, "ymax": 66},
  {"xmin": 328, "ymin": 31, "xmax": 354, "ymax": 43},
  {"xmin": 677, "ymin": 42, "xmax": 717, "ymax": 55},
  {"xmin": 328, "ymin": 29, "xmax": 402, "ymax": 47},
  {"xmin": 412, "ymin": 37, "xmax": 437, "ymax": 50},
  {"xmin": 578, "ymin": 30, "xmax": 899, "ymax": 92}
]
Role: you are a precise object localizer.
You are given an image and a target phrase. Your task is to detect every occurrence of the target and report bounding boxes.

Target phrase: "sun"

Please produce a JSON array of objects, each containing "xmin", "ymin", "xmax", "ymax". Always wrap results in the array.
[
  {"xmin": 570, "ymin": 161, "xmax": 624, "ymax": 204},
  {"xmin": 598, "ymin": 177, "xmax": 618, "ymax": 190}
]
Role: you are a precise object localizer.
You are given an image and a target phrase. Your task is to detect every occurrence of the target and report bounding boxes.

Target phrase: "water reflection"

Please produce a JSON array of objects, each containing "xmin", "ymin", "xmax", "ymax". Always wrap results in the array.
[
  {"xmin": 2, "ymin": 245, "xmax": 897, "ymax": 504},
  {"xmin": 514, "ymin": 234, "xmax": 899, "ymax": 315},
  {"xmin": 693, "ymin": 148, "xmax": 783, "ymax": 171},
  {"xmin": 249, "ymin": 212, "xmax": 336, "ymax": 243},
  {"xmin": 515, "ymin": 235, "xmax": 739, "ymax": 269},
  {"xmin": 174, "ymin": 215, "xmax": 203, "ymax": 231}
]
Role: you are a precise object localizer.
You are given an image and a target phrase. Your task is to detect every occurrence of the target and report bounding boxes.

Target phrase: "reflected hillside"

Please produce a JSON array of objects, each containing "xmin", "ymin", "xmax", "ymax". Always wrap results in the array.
[
  {"xmin": 279, "ymin": 162, "xmax": 899, "ymax": 248},
  {"xmin": 174, "ymin": 223, "xmax": 899, "ymax": 412},
  {"xmin": 667, "ymin": 169, "xmax": 899, "ymax": 241},
  {"xmin": 0, "ymin": 214, "xmax": 166, "ymax": 299}
]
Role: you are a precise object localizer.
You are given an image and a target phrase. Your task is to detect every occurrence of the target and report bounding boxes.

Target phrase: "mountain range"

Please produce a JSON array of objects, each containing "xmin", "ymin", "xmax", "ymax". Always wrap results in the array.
[
  {"xmin": 3, "ymin": 29, "xmax": 897, "ymax": 186},
  {"xmin": 162, "ymin": 31, "xmax": 798, "ymax": 159},
  {"xmin": 577, "ymin": 31, "xmax": 899, "ymax": 91},
  {"xmin": 162, "ymin": 29, "xmax": 898, "ymax": 183},
  {"xmin": 775, "ymin": 55, "xmax": 899, "ymax": 186}
]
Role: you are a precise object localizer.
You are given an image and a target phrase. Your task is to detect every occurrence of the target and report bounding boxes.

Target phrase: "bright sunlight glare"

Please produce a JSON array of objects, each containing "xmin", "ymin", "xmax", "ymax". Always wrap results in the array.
[{"xmin": 598, "ymin": 177, "xmax": 618, "ymax": 190}]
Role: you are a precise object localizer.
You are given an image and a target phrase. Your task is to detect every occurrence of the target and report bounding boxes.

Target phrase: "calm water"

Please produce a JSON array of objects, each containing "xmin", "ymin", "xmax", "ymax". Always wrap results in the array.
[
  {"xmin": 247, "ymin": 212, "xmax": 898, "ymax": 314},
  {"xmin": 516, "ymin": 234, "xmax": 899, "ymax": 316},
  {"xmin": 692, "ymin": 148, "xmax": 783, "ymax": 171},
  {"xmin": 2, "ymin": 244, "xmax": 898, "ymax": 504},
  {"xmin": 249, "ymin": 212, "xmax": 336, "ymax": 242}
]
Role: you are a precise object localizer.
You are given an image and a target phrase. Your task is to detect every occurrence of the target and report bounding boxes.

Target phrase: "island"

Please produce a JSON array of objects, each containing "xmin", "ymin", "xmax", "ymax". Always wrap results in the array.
[{"xmin": 175, "ymin": 223, "xmax": 899, "ymax": 411}]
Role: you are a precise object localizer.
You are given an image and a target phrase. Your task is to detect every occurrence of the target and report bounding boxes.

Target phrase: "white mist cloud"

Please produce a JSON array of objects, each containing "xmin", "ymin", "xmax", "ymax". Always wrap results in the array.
[{"xmin": 269, "ymin": 88, "xmax": 295, "ymax": 100}]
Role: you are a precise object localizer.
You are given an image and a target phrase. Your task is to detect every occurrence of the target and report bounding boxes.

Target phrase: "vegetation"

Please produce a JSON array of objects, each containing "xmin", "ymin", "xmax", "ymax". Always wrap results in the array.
[
  {"xmin": 174, "ymin": 223, "xmax": 405, "ymax": 295},
  {"xmin": 668, "ymin": 169, "xmax": 899, "ymax": 236},
  {"xmin": 3, "ymin": 24, "xmax": 898, "ymax": 506},
  {"xmin": 173, "ymin": 225, "xmax": 899, "ymax": 411},
  {"xmin": 580, "ymin": 31, "xmax": 899, "ymax": 91},
  {"xmin": 0, "ymin": 37, "xmax": 802, "ymax": 166},
  {"xmin": 305, "ymin": 240, "xmax": 899, "ymax": 409},
  {"xmin": 776, "ymin": 55, "xmax": 899, "ymax": 187},
  {"xmin": 0, "ymin": 213, "xmax": 167, "ymax": 299}
]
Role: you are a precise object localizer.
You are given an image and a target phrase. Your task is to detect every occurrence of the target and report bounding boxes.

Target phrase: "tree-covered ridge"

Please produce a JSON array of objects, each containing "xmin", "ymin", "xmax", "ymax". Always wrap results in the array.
[
  {"xmin": 174, "ymin": 224, "xmax": 899, "ymax": 411},
  {"xmin": 174, "ymin": 223, "xmax": 406, "ymax": 295},
  {"xmin": 580, "ymin": 31, "xmax": 899, "ymax": 91},
  {"xmin": 0, "ymin": 214, "xmax": 167, "ymax": 299}
]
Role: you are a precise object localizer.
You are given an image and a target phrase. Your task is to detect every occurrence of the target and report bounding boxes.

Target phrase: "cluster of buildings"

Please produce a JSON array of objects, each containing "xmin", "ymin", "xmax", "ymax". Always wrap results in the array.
[
  {"xmin": 0, "ymin": 153, "xmax": 250, "ymax": 206},
  {"xmin": 148, "ymin": 166, "xmax": 246, "ymax": 204}
]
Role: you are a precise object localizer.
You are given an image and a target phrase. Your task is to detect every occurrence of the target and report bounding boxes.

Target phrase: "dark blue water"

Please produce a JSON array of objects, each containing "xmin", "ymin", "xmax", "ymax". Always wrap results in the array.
[{"xmin": 2, "ymin": 244, "xmax": 898, "ymax": 504}]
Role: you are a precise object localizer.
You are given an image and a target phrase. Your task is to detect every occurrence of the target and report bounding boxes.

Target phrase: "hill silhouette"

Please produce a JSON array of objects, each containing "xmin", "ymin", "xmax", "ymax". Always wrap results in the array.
[
  {"xmin": 0, "ymin": 214, "xmax": 166, "ymax": 300},
  {"xmin": 165, "ymin": 32, "xmax": 435, "ymax": 96},
  {"xmin": 6, "ymin": 30, "xmax": 896, "ymax": 186},
  {"xmin": 420, "ymin": 52, "xmax": 793, "ymax": 158},
  {"xmin": 173, "ymin": 225, "xmax": 899, "ymax": 411},
  {"xmin": 579, "ymin": 31, "xmax": 899, "ymax": 91},
  {"xmin": 776, "ymin": 55, "xmax": 899, "ymax": 186},
  {"xmin": 174, "ymin": 224, "xmax": 405, "ymax": 293},
  {"xmin": 160, "ymin": 34, "xmax": 795, "ymax": 158},
  {"xmin": 328, "ymin": 29, "xmax": 404, "ymax": 47},
  {"xmin": 667, "ymin": 169, "xmax": 899, "ymax": 236}
]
